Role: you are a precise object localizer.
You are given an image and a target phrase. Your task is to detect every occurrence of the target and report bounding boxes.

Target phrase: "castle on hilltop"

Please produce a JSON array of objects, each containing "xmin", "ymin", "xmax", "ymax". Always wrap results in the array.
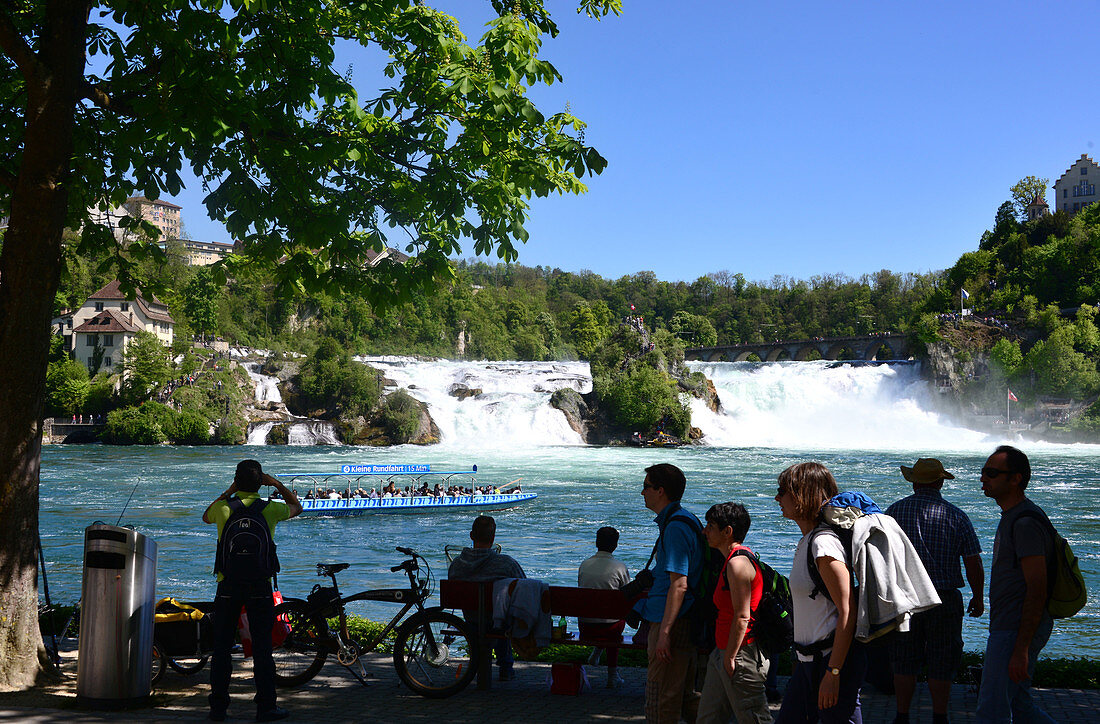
[{"xmin": 1053, "ymin": 154, "xmax": 1098, "ymax": 215}]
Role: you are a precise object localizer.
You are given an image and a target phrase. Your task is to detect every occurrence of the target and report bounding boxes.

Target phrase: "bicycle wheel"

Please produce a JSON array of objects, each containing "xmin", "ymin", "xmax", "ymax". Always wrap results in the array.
[
  {"xmin": 151, "ymin": 643, "xmax": 166, "ymax": 686},
  {"xmin": 392, "ymin": 609, "xmax": 478, "ymax": 698},
  {"xmin": 271, "ymin": 600, "xmax": 329, "ymax": 687},
  {"xmin": 168, "ymin": 653, "xmax": 209, "ymax": 675}
]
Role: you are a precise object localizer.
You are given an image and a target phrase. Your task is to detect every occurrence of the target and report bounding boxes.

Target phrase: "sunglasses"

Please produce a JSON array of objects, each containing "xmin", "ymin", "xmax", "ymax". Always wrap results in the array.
[{"xmin": 981, "ymin": 467, "xmax": 1013, "ymax": 478}]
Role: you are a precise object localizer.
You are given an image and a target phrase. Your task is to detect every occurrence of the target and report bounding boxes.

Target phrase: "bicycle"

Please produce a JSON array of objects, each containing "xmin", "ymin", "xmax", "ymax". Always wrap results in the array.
[{"xmin": 272, "ymin": 546, "xmax": 478, "ymax": 698}]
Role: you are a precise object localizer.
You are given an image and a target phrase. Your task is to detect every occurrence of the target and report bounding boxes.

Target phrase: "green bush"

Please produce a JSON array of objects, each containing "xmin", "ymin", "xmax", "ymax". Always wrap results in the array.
[
  {"xmin": 103, "ymin": 404, "xmax": 168, "ymax": 445},
  {"xmin": 341, "ymin": 615, "xmax": 396, "ymax": 654},
  {"xmin": 45, "ymin": 356, "xmax": 90, "ymax": 416},
  {"xmin": 166, "ymin": 409, "xmax": 211, "ymax": 445},
  {"xmin": 214, "ymin": 419, "xmax": 246, "ymax": 445},
  {"xmin": 601, "ymin": 366, "xmax": 690, "ymax": 437},
  {"xmin": 298, "ymin": 337, "xmax": 380, "ymax": 416},
  {"xmin": 379, "ymin": 389, "xmax": 422, "ymax": 443},
  {"xmin": 84, "ymin": 373, "xmax": 118, "ymax": 415}
]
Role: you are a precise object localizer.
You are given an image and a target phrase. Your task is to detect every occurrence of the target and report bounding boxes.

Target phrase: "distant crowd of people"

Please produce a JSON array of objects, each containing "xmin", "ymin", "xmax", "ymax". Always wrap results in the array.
[
  {"xmin": 937, "ymin": 311, "xmax": 1014, "ymax": 332},
  {"xmin": 292, "ymin": 481, "xmax": 513, "ymax": 501}
]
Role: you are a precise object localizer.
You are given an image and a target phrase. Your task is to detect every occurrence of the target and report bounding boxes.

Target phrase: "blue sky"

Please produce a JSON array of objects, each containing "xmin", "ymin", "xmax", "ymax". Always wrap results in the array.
[{"xmin": 170, "ymin": 1, "xmax": 1100, "ymax": 284}]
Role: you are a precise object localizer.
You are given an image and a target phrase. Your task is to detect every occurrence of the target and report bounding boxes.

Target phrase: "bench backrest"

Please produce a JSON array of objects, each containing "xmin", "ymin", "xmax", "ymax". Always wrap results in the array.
[{"xmin": 439, "ymin": 579, "xmax": 636, "ymax": 619}]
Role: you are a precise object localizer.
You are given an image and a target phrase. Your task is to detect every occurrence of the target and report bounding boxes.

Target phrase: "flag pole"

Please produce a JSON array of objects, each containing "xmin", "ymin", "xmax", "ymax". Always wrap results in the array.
[{"xmin": 1007, "ymin": 389, "xmax": 1011, "ymax": 424}]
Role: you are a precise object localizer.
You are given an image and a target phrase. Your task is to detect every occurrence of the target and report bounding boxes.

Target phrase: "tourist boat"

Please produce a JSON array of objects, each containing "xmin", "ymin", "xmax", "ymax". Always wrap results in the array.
[{"xmin": 279, "ymin": 464, "xmax": 536, "ymax": 517}]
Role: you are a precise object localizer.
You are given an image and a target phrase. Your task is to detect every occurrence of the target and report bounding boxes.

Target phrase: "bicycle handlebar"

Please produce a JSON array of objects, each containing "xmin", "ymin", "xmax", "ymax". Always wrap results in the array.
[{"xmin": 395, "ymin": 546, "xmax": 416, "ymax": 556}]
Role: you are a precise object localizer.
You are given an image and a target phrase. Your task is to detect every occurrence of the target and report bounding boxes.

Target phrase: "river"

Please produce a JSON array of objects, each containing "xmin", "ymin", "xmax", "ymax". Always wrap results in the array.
[{"xmin": 39, "ymin": 359, "xmax": 1100, "ymax": 658}]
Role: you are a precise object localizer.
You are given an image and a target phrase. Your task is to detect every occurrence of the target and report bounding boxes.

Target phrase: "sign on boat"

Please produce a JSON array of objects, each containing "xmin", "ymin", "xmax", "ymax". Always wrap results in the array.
[{"xmin": 282, "ymin": 464, "xmax": 536, "ymax": 517}]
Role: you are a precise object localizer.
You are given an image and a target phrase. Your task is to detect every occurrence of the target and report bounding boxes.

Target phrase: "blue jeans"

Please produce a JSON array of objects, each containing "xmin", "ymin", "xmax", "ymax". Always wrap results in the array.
[
  {"xmin": 462, "ymin": 612, "xmax": 513, "ymax": 672},
  {"xmin": 209, "ymin": 578, "xmax": 277, "ymax": 716},
  {"xmin": 976, "ymin": 616, "xmax": 1056, "ymax": 723},
  {"xmin": 775, "ymin": 643, "xmax": 866, "ymax": 724}
]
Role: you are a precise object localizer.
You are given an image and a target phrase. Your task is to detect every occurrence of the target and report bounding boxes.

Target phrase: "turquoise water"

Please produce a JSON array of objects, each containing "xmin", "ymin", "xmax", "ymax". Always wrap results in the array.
[{"xmin": 40, "ymin": 443, "xmax": 1100, "ymax": 658}]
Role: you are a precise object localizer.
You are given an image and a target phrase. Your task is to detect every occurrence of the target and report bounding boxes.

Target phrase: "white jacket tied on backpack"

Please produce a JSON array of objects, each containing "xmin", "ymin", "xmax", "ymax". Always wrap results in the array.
[{"xmin": 850, "ymin": 512, "xmax": 941, "ymax": 641}]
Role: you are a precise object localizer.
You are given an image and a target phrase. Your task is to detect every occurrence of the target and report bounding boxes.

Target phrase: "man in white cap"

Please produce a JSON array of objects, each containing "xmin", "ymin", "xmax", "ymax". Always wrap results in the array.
[{"xmin": 885, "ymin": 458, "xmax": 984, "ymax": 724}]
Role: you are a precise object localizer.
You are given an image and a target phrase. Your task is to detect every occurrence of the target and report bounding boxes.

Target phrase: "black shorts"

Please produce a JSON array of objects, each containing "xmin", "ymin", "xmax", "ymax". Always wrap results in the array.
[{"xmin": 890, "ymin": 588, "xmax": 964, "ymax": 680}]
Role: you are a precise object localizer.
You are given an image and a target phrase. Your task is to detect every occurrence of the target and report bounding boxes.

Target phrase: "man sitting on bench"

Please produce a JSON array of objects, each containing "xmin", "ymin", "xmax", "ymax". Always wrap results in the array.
[
  {"xmin": 448, "ymin": 515, "xmax": 526, "ymax": 681},
  {"xmin": 578, "ymin": 526, "xmax": 631, "ymax": 688}
]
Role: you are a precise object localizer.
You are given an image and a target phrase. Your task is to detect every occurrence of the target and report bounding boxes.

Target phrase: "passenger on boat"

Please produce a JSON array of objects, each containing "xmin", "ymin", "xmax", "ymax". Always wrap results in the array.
[
  {"xmin": 368, "ymin": 488, "xmax": 379, "ymax": 499},
  {"xmin": 327, "ymin": 489, "xmax": 340, "ymax": 500}
]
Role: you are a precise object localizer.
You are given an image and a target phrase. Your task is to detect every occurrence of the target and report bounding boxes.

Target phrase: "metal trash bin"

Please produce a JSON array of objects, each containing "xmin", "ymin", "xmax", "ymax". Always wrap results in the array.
[{"xmin": 76, "ymin": 522, "xmax": 158, "ymax": 706}]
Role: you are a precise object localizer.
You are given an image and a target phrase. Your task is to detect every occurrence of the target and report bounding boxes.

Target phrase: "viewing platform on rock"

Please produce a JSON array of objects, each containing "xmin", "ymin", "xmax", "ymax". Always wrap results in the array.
[
  {"xmin": 44, "ymin": 417, "xmax": 104, "ymax": 444},
  {"xmin": 685, "ymin": 333, "xmax": 911, "ymax": 363}
]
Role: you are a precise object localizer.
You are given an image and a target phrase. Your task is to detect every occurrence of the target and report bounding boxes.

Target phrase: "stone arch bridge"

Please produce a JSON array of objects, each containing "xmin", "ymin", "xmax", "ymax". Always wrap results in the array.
[{"xmin": 685, "ymin": 333, "xmax": 911, "ymax": 363}]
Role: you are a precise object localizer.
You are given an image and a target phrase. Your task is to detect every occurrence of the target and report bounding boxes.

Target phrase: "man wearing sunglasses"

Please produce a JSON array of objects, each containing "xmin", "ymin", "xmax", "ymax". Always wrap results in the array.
[{"xmin": 976, "ymin": 445, "xmax": 1057, "ymax": 724}]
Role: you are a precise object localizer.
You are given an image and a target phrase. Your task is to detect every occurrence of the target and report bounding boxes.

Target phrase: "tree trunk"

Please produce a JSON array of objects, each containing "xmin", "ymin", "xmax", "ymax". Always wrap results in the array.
[{"xmin": 0, "ymin": 3, "xmax": 88, "ymax": 691}]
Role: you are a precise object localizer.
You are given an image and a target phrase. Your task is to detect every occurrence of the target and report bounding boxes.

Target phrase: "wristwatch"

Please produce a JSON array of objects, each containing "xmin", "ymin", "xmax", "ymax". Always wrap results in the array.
[{"xmin": 826, "ymin": 666, "xmax": 841, "ymax": 676}]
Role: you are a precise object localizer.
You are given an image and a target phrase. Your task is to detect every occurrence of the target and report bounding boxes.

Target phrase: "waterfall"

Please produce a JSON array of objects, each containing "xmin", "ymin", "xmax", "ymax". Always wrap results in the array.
[
  {"xmin": 359, "ymin": 357, "xmax": 590, "ymax": 448},
  {"xmin": 244, "ymin": 363, "xmax": 283, "ymax": 403},
  {"xmin": 287, "ymin": 420, "xmax": 340, "ymax": 446},
  {"xmin": 246, "ymin": 421, "xmax": 274, "ymax": 445},
  {"xmin": 246, "ymin": 420, "xmax": 340, "ymax": 445},
  {"xmin": 686, "ymin": 360, "xmax": 990, "ymax": 451},
  {"xmin": 246, "ymin": 356, "xmax": 996, "ymax": 451}
]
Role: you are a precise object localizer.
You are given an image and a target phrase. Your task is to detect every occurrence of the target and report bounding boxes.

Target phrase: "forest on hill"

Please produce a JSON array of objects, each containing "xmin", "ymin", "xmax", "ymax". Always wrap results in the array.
[{"xmin": 29, "ymin": 189, "xmax": 1100, "ymax": 435}]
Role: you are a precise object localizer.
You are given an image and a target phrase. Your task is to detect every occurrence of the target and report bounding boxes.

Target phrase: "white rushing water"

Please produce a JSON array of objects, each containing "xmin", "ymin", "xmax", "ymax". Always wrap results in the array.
[
  {"xmin": 241, "ymin": 356, "xmax": 1065, "ymax": 452},
  {"xmin": 287, "ymin": 420, "xmax": 340, "ymax": 445},
  {"xmin": 245, "ymin": 362, "xmax": 283, "ymax": 403},
  {"xmin": 360, "ymin": 357, "xmax": 590, "ymax": 449},
  {"xmin": 687, "ymin": 360, "xmax": 992, "ymax": 452},
  {"xmin": 246, "ymin": 421, "xmax": 274, "ymax": 445}
]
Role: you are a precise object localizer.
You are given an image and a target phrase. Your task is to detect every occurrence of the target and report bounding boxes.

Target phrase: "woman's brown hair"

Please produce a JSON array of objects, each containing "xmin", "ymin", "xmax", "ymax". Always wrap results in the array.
[{"xmin": 778, "ymin": 462, "xmax": 838, "ymax": 522}]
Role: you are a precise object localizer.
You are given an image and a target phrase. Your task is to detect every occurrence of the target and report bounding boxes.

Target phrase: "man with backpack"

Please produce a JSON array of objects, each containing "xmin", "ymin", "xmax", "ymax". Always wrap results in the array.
[
  {"xmin": 203, "ymin": 460, "xmax": 302, "ymax": 722},
  {"xmin": 637, "ymin": 463, "xmax": 703, "ymax": 724},
  {"xmin": 886, "ymin": 458, "xmax": 984, "ymax": 724},
  {"xmin": 976, "ymin": 446, "xmax": 1057, "ymax": 724}
]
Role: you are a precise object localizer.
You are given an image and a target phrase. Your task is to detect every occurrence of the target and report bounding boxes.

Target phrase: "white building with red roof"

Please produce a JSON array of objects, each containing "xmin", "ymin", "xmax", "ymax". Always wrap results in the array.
[{"xmin": 54, "ymin": 280, "xmax": 175, "ymax": 374}]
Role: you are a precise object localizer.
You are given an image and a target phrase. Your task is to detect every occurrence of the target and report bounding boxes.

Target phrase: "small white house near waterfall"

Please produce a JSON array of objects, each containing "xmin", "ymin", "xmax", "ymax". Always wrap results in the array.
[{"xmin": 52, "ymin": 280, "xmax": 175, "ymax": 374}]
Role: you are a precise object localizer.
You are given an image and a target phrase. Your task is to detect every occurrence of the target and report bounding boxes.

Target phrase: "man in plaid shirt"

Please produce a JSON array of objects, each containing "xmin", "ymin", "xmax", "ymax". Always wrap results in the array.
[{"xmin": 886, "ymin": 458, "xmax": 984, "ymax": 724}]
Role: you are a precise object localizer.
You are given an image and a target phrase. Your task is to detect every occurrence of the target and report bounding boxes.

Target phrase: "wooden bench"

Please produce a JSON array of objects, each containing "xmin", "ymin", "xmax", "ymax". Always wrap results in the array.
[{"xmin": 439, "ymin": 579, "xmax": 644, "ymax": 691}]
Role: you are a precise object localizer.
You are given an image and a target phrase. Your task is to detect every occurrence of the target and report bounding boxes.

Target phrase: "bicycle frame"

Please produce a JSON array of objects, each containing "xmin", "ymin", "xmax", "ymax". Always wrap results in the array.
[{"xmin": 312, "ymin": 554, "xmax": 433, "ymax": 676}]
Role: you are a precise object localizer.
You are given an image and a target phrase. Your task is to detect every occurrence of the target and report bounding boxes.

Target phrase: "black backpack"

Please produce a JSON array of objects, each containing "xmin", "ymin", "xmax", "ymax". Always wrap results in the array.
[
  {"xmin": 665, "ymin": 512, "xmax": 724, "ymax": 651},
  {"xmin": 214, "ymin": 497, "xmax": 279, "ymax": 582},
  {"xmin": 729, "ymin": 549, "xmax": 794, "ymax": 656}
]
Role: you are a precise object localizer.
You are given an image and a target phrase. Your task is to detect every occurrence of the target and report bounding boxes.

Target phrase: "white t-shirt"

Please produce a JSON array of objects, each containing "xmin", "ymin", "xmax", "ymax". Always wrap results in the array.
[{"xmin": 790, "ymin": 528, "xmax": 846, "ymax": 661}]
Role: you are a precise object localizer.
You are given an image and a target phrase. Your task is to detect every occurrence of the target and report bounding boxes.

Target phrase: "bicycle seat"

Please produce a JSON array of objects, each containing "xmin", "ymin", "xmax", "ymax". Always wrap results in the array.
[{"xmin": 318, "ymin": 562, "xmax": 350, "ymax": 576}]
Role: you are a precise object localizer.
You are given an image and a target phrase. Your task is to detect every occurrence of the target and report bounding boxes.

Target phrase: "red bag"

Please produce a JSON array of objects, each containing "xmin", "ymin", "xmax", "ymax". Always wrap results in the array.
[
  {"xmin": 238, "ymin": 589, "xmax": 289, "ymax": 658},
  {"xmin": 550, "ymin": 663, "xmax": 588, "ymax": 695}
]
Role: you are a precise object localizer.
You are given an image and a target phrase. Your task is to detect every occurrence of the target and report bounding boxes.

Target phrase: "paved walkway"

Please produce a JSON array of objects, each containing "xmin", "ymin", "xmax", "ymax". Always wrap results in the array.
[{"xmin": 1, "ymin": 652, "xmax": 1098, "ymax": 723}]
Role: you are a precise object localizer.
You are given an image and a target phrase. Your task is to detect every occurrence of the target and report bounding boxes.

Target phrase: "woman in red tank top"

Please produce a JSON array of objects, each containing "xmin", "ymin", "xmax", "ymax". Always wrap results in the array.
[{"xmin": 697, "ymin": 502, "xmax": 774, "ymax": 724}]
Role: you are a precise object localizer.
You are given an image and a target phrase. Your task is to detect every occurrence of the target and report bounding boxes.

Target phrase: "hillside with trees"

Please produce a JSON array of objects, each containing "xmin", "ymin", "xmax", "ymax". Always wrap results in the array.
[{"xmin": 39, "ymin": 180, "xmax": 1100, "ymax": 443}]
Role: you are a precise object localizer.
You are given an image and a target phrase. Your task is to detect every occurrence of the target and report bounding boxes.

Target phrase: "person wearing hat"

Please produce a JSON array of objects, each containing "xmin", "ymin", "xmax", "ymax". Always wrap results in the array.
[{"xmin": 885, "ymin": 459, "xmax": 984, "ymax": 724}]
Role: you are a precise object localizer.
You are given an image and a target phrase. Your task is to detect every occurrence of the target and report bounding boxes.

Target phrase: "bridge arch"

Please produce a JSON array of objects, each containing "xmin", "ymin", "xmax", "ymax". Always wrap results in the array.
[
  {"xmin": 826, "ymin": 344, "xmax": 859, "ymax": 361},
  {"xmin": 794, "ymin": 345, "xmax": 824, "ymax": 361},
  {"xmin": 766, "ymin": 348, "xmax": 792, "ymax": 362},
  {"xmin": 867, "ymin": 342, "xmax": 896, "ymax": 361}
]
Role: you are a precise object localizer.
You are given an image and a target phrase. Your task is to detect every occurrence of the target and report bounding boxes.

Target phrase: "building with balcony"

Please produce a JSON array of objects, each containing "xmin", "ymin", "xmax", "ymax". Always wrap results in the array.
[
  {"xmin": 122, "ymin": 196, "xmax": 182, "ymax": 239},
  {"xmin": 1053, "ymin": 154, "xmax": 1099, "ymax": 215},
  {"xmin": 182, "ymin": 239, "xmax": 237, "ymax": 266}
]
